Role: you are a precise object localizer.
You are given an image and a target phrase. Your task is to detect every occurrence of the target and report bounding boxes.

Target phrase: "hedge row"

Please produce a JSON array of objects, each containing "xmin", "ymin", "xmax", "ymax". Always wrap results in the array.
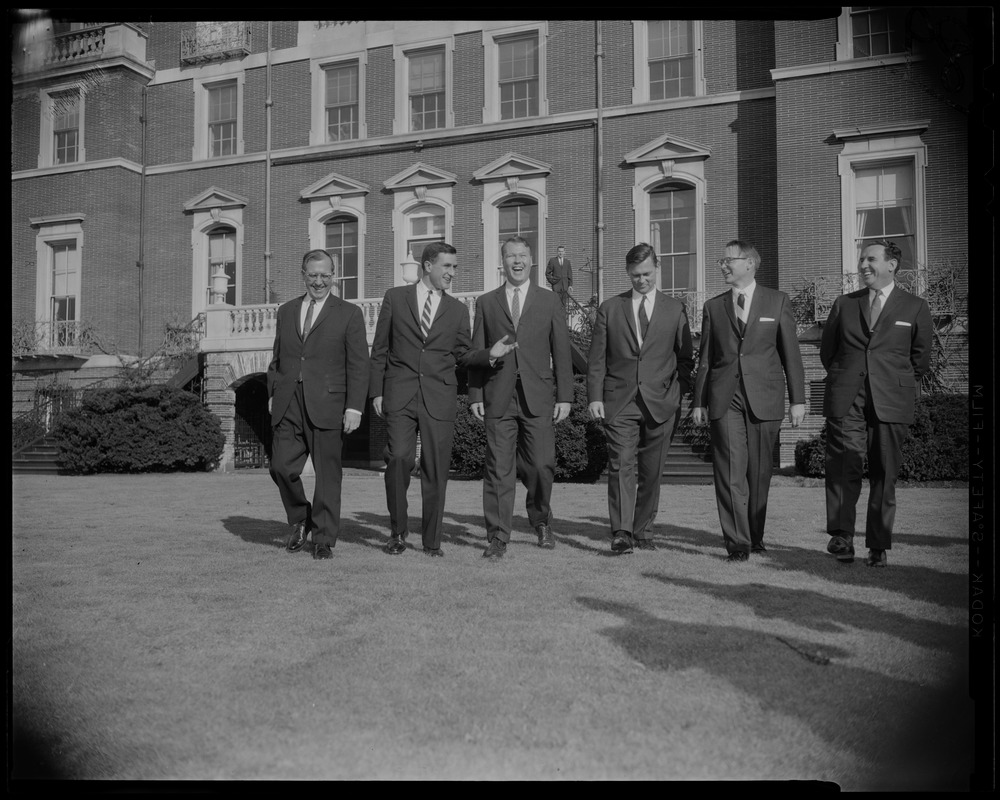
[{"xmin": 794, "ymin": 394, "xmax": 969, "ymax": 481}]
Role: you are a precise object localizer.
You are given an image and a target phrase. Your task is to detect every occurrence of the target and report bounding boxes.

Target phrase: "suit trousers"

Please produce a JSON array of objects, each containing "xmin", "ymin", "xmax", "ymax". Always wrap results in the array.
[
  {"xmin": 269, "ymin": 383, "xmax": 344, "ymax": 546},
  {"xmin": 604, "ymin": 394, "xmax": 677, "ymax": 540},
  {"xmin": 483, "ymin": 379, "xmax": 555, "ymax": 543},
  {"xmin": 383, "ymin": 391, "xmax": 455, "ymax": 550},
  {"xmin": 709, "ymin": 383, "xmax": 781, "ymax": 555},
  {"xmin": 825, "ymin": 380, "xmax": 908, "ymax": 550}
]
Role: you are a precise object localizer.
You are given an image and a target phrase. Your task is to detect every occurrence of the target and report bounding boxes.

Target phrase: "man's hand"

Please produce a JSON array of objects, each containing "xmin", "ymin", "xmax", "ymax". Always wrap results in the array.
[
  {"xmin": 789, "ymin": 403, "xmax": 806, "ymax": 428},
  {"xmin": 488, "ymin": 334, "xmax": 518, "ymax": 360},
  {"xmin": 692, "ymin": 406, "xmax": 708, "ymax": 426},
  {"xmin": 470, "ymin": 402, "xmax": 485, "ymax": 422},
  {"xmin": 553, "ymin": 402, "xmax": 571, "ymax": 424},
  {"xmin": 343, "ymin": 409, "xmax": 362, "ymax": 434},
  {"xmin": 588, "ymin": 401, "xmax": 605, "ymax": 420},
  {"xmin": 372, "ymin": 396, "xmax": 384, "ymax": 419}
]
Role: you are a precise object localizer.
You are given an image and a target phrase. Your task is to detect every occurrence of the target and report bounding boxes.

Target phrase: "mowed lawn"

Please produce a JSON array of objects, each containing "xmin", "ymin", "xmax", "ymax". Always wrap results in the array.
[{"xmin": 11, "ymin": 471, "xmax": 973, "ymax": 787}]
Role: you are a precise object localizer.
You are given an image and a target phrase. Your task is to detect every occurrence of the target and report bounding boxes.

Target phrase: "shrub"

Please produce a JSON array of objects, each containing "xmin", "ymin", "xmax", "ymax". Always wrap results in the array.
[
  {"xmin": 53, "ymin": 385, "xmax": 224, "ymax": 473},
  {"xmin": 793, "ymin": 394, "xmax": 968, "ymax": 481},
  {"xmin": 450, "ymin": 394, "xmax": 488, "ymax": 478}
]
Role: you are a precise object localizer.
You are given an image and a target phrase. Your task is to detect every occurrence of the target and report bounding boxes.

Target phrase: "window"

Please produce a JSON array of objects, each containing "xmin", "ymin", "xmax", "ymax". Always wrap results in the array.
[
  {"xmin": 649, "ymin": 183, "xmax": 697, "ymax": 292},
  {"xmin": 408, "ymin": 48, "xmax": 446, "ymax": 132},
  {"xmin": 406, "ymin": 204, "xmax": 446, "ymax": 262},
  {"xmin": 849, "ymin": 6, "xmax": 908, "ymax": 57},
  {"xmin": 498, "ymin": 198, "xmax": 539, "ymax": 285},
  {"xmin": 31, "ymin": 214, "xmax": 85, "ymax": 349},
  {"xmin": 208, "ymin": 81, "xmax": 238, "ymax": 158},
  {"xmin": 325, "ymin": 215, "xmax": 359, "ymax": 300},
  {"xmin": 206, "ymin": 228, "xmax": 237, "ymax": 305},
  {"xmin": 38, "ymin": 85, "xmax": 86, "ymax": 168},
  {"xmin": 49, "ymin": 242, "xmax": 80, "ymax": 347},
  {"xmin": 324, "ymin": 62, "xmax": 359, "ymax": 142},
  {"xmin": 853, "ymin": 162, "xmax": 916, "ymax": 267},
  {"xmin": 648, "ymin": 20, "xmax": 694, "ymax": 100},
  {"xmin": 498, "ymin": 34, "xmax": 539, "ymax": 120}
]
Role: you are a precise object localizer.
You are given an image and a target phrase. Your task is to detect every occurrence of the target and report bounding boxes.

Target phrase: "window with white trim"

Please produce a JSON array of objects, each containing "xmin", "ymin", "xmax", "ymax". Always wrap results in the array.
[
  {"xmin": 632, "ymin": 20, "xmax": 704, "ymax": 104},
  {"xmin": 853, "ymin": 161, "xmax": 916, "ymax": 266},
  {"xmin": 324, "ymin": 61, "xmax": 360, "ymax": 142},
  {"xmin": 49, "ymin": 241, "xmax": 80, "ymax": 346},
  {"xmin": 324, "ymin": 215, "xmax": 360, "ymax": 300},
  {"xmin": 498, "ymin": 34, "xmax": 539, "ymax": 120},
  {"xmin": 408, "ymin": 47, "xmax": 446, "ymax": 132},
  {"xmin": 193, "ymin": 75, "xmax": 244, "ymax": 161},
  {"xmin": 32, "ymin": 215, "xmax": 85, "ymax": 349},
  {"xmin": 498, "ymin": 198, "xmax": 539, "ymax": 282},
  {"xmin": 406, "ymin": 204, "xmax": 446, "ymax": 262},
  {"xmin": 649, "ymin": 182, "xmax": 697, "ymax": 292},
  {"xmin": 206, "ymin": 227, "xmax": 237, "ymax": 306},
  {"xmin": 38, "ymin": 85, "xmax": 86, "ymax": 168},
  {"xmin": 848, "ymin": 6, "xmax": 908, "ymax": 57}
]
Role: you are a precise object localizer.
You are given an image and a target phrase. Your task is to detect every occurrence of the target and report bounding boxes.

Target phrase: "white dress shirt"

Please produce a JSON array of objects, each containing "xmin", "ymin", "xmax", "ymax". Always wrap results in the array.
[
  {"xmin": 416, "ymin": 281, "xmax": 443, "ymax": 328},
  {"xmin": 732, "ymin": 280, "xmax": 757, "ymax": 325}
]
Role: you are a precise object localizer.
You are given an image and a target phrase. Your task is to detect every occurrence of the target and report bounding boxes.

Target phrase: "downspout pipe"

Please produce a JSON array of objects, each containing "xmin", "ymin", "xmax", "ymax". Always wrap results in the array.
[
  {"xmin": 595, "ymin": 21, "xmax": 605, "ymax": 305},
  {"xmin": 137, "ymin": 83, "xmax": 147, "ymax": 356},
  {"xmin": 264, "ymin": 22, "xmax": 273, "ymax": 303}
]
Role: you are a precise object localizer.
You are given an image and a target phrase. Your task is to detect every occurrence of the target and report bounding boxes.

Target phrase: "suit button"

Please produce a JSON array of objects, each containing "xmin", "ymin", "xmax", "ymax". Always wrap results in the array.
[{"xmin": 860, "ymin": 371, "xmax": 866, "ymax": 376}]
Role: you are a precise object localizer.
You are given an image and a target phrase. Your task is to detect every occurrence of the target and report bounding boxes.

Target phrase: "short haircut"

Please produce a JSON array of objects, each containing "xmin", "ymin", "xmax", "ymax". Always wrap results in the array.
[
  {"xmin": 871, "ymin": 239, "xmax": 903, "ymax": 266},
  {"xmin": 501, "ymin": 236, "xmax": 531, "ymax": 258},
  {"xmin": 421, "ymin": 241, "xmax": 457, "ymax": 269},
  {"xmin": 725, "ymin": 239, "xmax": 760, "ymax": 269},
  {"xmin": 625, "ymin": 242, "xmax": 658, "ymax": 271},
  {"xmin": 301, "ymin": 249, "xmax": 333, "ymax": 272}
]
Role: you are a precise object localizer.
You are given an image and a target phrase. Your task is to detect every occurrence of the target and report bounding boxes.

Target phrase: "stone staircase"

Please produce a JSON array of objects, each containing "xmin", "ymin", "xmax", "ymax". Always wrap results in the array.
[{"xmin": 12, "ymin": 435, "xmax": 63, "ymax": 475}]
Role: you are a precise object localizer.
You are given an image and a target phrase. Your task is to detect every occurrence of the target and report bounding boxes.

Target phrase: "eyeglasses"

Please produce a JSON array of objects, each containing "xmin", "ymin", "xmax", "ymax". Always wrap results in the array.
[
  {"xmin": 303, "ymin": 273, "xmax": 335, "ymax": 282},
  {"xmin": 716, "ymin": 257, "xmax": 749, "ymax": 267}
]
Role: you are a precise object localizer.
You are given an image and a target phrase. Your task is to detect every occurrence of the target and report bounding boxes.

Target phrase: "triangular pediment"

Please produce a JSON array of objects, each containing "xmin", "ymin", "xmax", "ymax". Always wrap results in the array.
[
  {"xmin": 473, "ymin": 152, "xmax": 552, "ymax": 183},
  {"xmin": 300, "ymin": 171, "xmax": 370, "ymax": 201},
  {"xmin": 623, "ymin": 135, "xmax": 711, "ymax": 166},
  {"xmin": 183, "ymin": 187, "xmax": 249, "ymax": 213},
  {"xmin": 383, "ymin": 162, "xmax": 458, "ymax": 192}
]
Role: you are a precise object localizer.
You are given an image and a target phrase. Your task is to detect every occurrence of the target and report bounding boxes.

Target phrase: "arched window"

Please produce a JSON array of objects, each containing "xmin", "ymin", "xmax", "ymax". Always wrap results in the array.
[
  {"xmin": 406, "ymin": 203, "xmax": 445, "ymax": 263},
  {"xmin": 324, "ymin": 214, "xmax": 359, "ymax": 299},
  {"xmin": 649, "ymin": 182, "xmax": 696, "ymax": 292},
  {"xmin": 498, "ymin": 197, "xmax": 539, "ymax": 283},
  {"xmin": 206, "ymin": 226, "xmax": 237, "ymax": 305}
]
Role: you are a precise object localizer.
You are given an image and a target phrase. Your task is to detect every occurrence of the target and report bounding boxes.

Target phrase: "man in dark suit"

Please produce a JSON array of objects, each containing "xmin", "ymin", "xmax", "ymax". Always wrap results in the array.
[
  {"xmin": 545, "ymin": 246, "xmax": 573, "ymax": 305},
  {"xmin": 587, "ymin": 243, "xmax": 694, "ymax": 554},
  {"xmin": 822, "ymin": 239, "xmax": 932, "ymax": 568},
  {"xmin": 692, "ymin": 240, "xmax": 806, "ymax": 562},
  {"xmin": 268, "ymin": 249, "xmax": 369, "ymax": 560},
  {"xmin": 369, "ymin": 242, "xmax": 514, "ymax": 558},
  {"xmin": 469, "ymin": 237, "xmax": 574, "ymax": 560}
]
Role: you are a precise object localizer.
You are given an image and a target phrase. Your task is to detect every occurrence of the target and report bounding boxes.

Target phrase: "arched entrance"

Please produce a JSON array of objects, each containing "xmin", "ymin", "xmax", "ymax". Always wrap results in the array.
[{"xmin": 233, "ymin": 374, "xmax": 271, "ymax": 469}]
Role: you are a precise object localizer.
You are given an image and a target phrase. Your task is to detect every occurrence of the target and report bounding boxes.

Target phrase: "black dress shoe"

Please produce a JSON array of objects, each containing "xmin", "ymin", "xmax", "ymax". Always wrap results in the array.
[
  {"xmin": 866, "ymin": 548, "xmax": 887, "ymax": 568},
  {"xmin": 384, "ymin": 534, "xmax": 407, "ymax": 555},
  {"xmin": 483, "ymin": 539, "xmax": 506, "ymax": 560},
  {"xmin": 313, "ymin": 542, "xmax": 333, "ymax": 560},
  {"xmin": 610, "ymin": 532, "xmax": 634, "ymax": 555},
  {"xmin": 635, "ymin": 539, "xmax": 657, "ymax": 551},
  {"xmin": 422, "ymin": 547, "xmax": 444, "ymax": 558},
  {"xmin": 827, "ymin": 534, "xmax": 855, "ymax": 563},
  {"xmin": 535, "ymin": 523, "xmax": 555, "ymax": 549},
  {"xmin": 286, "ymin": 521, "xmax": 308, "ymax": 553},
  {"xmin": 751, "ymin": 542, "xmax": 767, "ymax": 554},
  {"xmin": 726, "ymin": 550, "xmax": 749, "ymax": 563}
]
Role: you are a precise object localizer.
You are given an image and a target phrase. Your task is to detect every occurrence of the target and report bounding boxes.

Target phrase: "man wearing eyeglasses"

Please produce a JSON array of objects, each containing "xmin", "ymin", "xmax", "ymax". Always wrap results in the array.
[
  {"xmin": 693, "ymin": 240, "xmax": 805, "ymax": 562},
  {"xmin": 268, "ymin": 249, "xmax": 370, "ymax": 560},
  {"xmin": 821, "ymin": 240, "xmax": 932, "ymax": 568}
]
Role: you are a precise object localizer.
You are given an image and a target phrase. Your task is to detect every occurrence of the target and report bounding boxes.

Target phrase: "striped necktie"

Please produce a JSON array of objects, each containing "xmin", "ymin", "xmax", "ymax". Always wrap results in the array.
[
  {"xmin": 302, "ymin": 299, "xmax": 316, "ymax": 340},
  {"xmin": 737, "ymin": 292, "xmax": 746, "ymax": 335},
  {"xmin": 511, "ymin": 287, "xmax": 521, "ymax": 329},
  {"xmin": 421, "ymin": 291, "xmax": 433, "ymax": 339}
]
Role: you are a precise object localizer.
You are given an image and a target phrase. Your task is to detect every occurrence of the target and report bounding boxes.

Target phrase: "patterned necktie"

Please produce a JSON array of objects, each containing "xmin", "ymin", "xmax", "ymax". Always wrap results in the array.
[
  {"xmin": 511, "ymin": 287, "xmax": 521, "ymax": 329},
  {"xmin": 421, "ymin": 291, "xmax": 433, "ymax": 339},
  {"xmin": 638, "ymin": 295, "xmax": 650, "ymax": 341},
  {"xmin": 737, "ymin": 292, "xmax": 746, "ymax": 335},
  {"xmin": 870, "ymin": 290, "xmax": 882, "ymax": 328},
  {"xmin": 302, "ymin": 299, "xmax": 316, "ymax": 340}
]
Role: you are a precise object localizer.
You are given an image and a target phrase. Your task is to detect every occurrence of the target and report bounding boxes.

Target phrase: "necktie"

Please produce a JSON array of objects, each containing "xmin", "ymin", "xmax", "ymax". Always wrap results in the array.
[
  {"xmin": 511, "ymin": 287, "xmax": 521, "ymax": 329},
  {"xmin": 870, "ymin": 290, "xmax": 882, "ymax": 328},
  {"xmin": 421, "ymin": 291, "xmax": 433, "ymax": 339},
  {"xmin": 638, "ymin": 295, "xmax": 650, "ymax": 341},
  {"xmin": 302, "ymin": 299, "xmax": 316, "ymax": 340},
  {"xmin": 737, "ymin": 292, "xmax": 746, "ymax": 335}
]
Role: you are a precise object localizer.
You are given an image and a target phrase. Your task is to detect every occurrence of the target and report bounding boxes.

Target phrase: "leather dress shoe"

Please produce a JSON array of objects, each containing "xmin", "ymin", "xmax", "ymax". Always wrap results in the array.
[
  {"xmin": 751, "ymin": 542, "xmax": 767, "ymax": 554},
  {"xmin": 422, "ymin": 547, "xmax": 444, "ymax": 558},
  {"xmin": 286, "ymin": 521, "xmax": 309, "ymax": 553},
  {"xmin": 635, "ymin": 539, "xmax": 657, "ymax": 551},
  {"xmin": 866, "ymin": 548, "xmax": 887, "ymax": 568},
  {"xmin": 726, "ymin": 550, "xmax": 749, "ymax": 563},
  {"xmin": 384, "ymin": 534, "xmax": 407, "ymax": 555},
  {"xmin": 313, "ymin": 542, "xmax": 333, "ymax": 560},
  {"xmin": 827, "ymin": 534, "xmax": 855, "ymax": 563},
  {"xmin": 610, "ymin": 532, "xmax": 634, "ymax": 555},
  {"xmin": 483, "ymin": 539, "xmax": 507, "ymax": 560},
  {"xmin": 536, "ymin": 523, "xmax": 555, "ymax": 549}
]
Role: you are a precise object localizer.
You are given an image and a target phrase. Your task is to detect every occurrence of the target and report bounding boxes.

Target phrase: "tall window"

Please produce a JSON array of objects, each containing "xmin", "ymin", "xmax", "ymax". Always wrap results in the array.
[
  {"xmin": 325, "ymin": 215, "xmax": 359, "ymax": 300},
  {"xmin": 648, "ymin": 20, "xmax": 694, "ymax": 100},
  {"xmin": 406, "ymin": 204, "xmax": 446, "ymax": 263},
  {"xmin": 408, "ymin": 48, "xmax": 445, "ymax": 132},
  {"xmin": 498, "ymin": 34, "xmax": 539, "ymax": 120},
  {"xmin": 854, "ymin": 162, "xmax": 915, "ymax": 268},
  {"xmin": 850, "ymin": 6, "xmax": 908, "ymax": 57},
  {"xmin": 498, "ymin": 198, "xmax": 539, "ymax": 282},
  {"xmin": 208, "ymin": 82, "xmax": 238, "ymax": 158},
  {"xmin": 51, "ymin": 90, "xmax": 80, "ymax": 165},
  {"xmin": 207, "ymin": 228, "xmax": 237, "ymax": 305},
  {"xmin": 649, "ymin": 183, "xmax": 697, "ymax": 292},
  {"xmin": 324, "ymin": 62, "xmax": 359, "ymax": 142},
  {"xmin": 49, "ymin": 241, "xmax": 80, "ymax": 346}
]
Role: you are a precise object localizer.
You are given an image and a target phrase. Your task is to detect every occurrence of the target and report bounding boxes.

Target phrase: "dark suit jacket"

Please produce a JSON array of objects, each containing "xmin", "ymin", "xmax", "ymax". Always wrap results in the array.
[
  {"xmin": 468, "ymin": 284, "xmax": 574, "ymax": 418},
  {"xmin": 694, "ymin": 286, "xmax": 805, "ymax": 421},
  {"xmin": 821, "ymin": 286, "xmax": 932, "ymax": 424},
  {"xmin": 368, "ymin": 284, "xmax": 492, "ymax": 421},
  {"xmin": 267, "ymin": 294, "xmax": 369, "ymax": 429},
  {"xmin": 545, "ymin": 257, "xmax": 572, "ymax": 294},
  {"xmin": 587, "ymin": 290, "xmax": 694, "ymax": 425}
]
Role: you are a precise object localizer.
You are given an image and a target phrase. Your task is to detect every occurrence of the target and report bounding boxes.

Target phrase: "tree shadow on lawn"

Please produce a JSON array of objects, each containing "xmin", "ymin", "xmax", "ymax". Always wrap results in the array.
[{"xmin": 577, "ymin": 596, "xmax": 974, "ymax": 790}]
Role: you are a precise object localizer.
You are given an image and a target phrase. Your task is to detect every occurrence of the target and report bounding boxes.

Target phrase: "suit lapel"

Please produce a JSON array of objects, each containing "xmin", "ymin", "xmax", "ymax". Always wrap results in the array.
[
  {"xmin": 493, "ymin": 286, "xmax": 513, "ymax": 326},
  {"xmin": 293, "ymin": 295, "xmax": 307, "ymax": 339},
  {"xmin": 308, "ymin": 295, "xmax": 334, "ymax": 336},
  {"xmin": 622, "ymin": 293, "xmax": 639, "ymax": 348},
  {"xmin": 407, "ymin": 283, "xmax": 424, "ymax": 333},
  {"xmin": 723, "ymin": 291, "xmax": 740, "ymax": 336}
]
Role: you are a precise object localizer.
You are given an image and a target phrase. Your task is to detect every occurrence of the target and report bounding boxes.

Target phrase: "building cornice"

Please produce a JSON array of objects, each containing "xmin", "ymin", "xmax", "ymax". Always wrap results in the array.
[
  {"xmin": 12, "ymin": 157, "xmax": 143, "ymax": 181},
  {"xmin": 771, "ymin": 53, "xmax": 922, "ymax": 83}
]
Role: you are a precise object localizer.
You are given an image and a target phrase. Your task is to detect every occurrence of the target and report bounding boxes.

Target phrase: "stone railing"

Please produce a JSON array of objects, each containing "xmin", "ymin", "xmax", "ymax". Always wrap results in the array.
[
  {"xmin": 663, "ymin": 289, "xmax": 708, "ymax": 335},
  {"xmin": 14, "ymin": 23, "xmax": 148, "ymax": 77},
  {"xmin": 180, "ymin": 22, "xmax": 252, "ymax": 65}
]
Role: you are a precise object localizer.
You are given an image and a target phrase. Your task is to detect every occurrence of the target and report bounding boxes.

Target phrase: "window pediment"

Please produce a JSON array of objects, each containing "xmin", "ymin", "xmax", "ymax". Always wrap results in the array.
[
  {"xmin": 472, "ymin": 152, "xmax": 552, "ymax": 184},
  {"xmin": 623, "ymin": 134, "xmax": 712, "ymax": 167},
  {"xmin": 183, "ymin": 187, "xmax": 249, "ymax": 214},
  {"xmin": 831, "ymin": 120, "xmax": 930, "ymax": 142},
  {"xmin": 300, "ymin": 172, "xmax": 370, "ymax": 202},
  {"xmin": 383, "ymin": 162, "xmax": 458, "ymax": 193}
]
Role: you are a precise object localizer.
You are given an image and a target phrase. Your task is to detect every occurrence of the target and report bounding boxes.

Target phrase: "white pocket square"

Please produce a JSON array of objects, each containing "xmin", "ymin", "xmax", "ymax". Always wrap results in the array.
[
  {"xmin": 894, "ymin": 321, "xmax": 912, "ymax": 327},
  {"xmin": 759, "ymin": 317, "xmax": 775, "ymax": 322}
]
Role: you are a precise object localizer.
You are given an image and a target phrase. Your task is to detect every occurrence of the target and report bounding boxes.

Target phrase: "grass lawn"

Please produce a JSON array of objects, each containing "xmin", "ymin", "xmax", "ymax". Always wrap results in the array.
[{"xmin": 11, "ymin": 471, "xmax": 973, "ymax": 786}]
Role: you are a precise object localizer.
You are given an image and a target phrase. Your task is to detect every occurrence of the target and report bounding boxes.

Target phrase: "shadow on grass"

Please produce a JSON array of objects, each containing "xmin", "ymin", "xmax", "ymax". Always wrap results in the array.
[{"xmin": 577, "ymin": 596, "xmax": 973, "ymax": 791}]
